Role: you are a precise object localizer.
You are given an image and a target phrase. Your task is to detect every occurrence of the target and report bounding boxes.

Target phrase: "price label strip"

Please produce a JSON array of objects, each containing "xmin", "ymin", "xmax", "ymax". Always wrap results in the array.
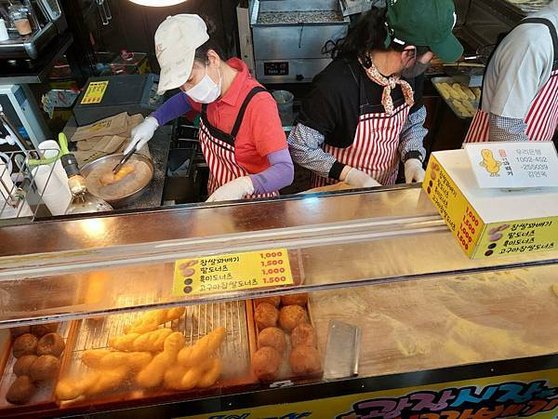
[
  {"xmin": 80, "ymin": 80, "xmax": 109, "ymax": 105},
  {"xmin": 172, "ymin": 248, "xmax": 294, "ymax": 296}
]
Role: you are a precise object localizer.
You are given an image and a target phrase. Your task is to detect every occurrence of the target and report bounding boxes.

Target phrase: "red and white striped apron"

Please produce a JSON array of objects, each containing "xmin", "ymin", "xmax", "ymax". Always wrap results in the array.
[
  {"xmin": 465, "ymin": 17, "xmax": 558, "ymax": 143},
  {"xmin": 312, "ymin": 102, "xmax": 410, "ymax": 187},
  {"xmin": 198, "ymin": 86, "xmax": 278, "ymax": 199}
]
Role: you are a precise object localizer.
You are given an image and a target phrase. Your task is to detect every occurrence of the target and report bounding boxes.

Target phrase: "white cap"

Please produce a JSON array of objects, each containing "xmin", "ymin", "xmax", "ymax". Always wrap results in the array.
[{"xmin": 154, "ymin": 14, "xmax": 209, "ymax": 95}]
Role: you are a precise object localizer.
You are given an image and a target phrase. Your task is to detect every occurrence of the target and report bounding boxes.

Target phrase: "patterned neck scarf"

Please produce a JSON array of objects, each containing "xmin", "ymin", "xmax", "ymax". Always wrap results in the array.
[{"xmin": 361, "ymin": 56, "xmax": 414, "ymax": 115}]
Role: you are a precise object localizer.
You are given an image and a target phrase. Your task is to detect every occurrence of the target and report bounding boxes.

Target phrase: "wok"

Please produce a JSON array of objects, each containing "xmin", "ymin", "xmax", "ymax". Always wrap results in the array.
[{"xmin": 80, "ymin": 153, "xmax": 154, "ymax": 208}]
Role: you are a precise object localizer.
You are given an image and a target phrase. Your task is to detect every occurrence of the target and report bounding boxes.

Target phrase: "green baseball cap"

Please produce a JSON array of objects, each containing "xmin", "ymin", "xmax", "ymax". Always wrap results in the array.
[{"xmin": 385, "ymin": 0, "xmax": 464, "ymax": 63}]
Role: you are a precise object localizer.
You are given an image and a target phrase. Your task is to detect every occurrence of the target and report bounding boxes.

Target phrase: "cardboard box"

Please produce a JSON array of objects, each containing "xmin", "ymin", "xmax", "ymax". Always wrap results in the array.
[{"xmin": 423, "ymin": 149, "xmax": 558, "ymax": 258}]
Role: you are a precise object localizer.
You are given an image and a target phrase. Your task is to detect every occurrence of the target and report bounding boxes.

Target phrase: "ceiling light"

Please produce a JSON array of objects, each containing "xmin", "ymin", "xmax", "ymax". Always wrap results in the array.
[{"xmin": 129, "ymin": 0, "xmax": 187, "ymax": 6}]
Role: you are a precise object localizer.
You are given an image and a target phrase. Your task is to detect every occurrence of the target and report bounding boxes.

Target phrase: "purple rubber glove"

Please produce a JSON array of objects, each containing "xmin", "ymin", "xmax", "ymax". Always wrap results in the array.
[
  {"xmin": 249, "ymin": 148, "xmax": 294, "ymax": 194},
  {"xmin": 152, "ymin": 92, "xmax": 192, "ymax": 125}
]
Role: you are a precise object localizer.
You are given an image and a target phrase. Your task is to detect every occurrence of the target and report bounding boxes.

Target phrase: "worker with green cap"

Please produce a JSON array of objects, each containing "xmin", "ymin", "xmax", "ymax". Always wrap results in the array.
[{"xmin": 288, "ymin": 0, "xmax": 463, "ymax": 189}]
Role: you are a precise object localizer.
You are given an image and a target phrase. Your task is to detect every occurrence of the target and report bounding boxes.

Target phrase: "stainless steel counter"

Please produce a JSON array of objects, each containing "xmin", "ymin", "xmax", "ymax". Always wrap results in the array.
[{"xmin": 1, "ymin": 186, "xmax": 558, "ymax": 328}]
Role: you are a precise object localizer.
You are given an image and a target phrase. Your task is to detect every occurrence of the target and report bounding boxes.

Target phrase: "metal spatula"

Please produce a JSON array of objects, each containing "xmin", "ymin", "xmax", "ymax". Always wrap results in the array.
[{"xmin": 323, "ymin": 320, "xmax": 361, "ymax": 380}]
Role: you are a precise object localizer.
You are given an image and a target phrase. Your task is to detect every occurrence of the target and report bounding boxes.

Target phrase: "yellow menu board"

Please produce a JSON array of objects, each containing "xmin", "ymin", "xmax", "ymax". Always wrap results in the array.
[{"xmin": 172, "ymin": 248, "xmax": 294, "ymax": 296}]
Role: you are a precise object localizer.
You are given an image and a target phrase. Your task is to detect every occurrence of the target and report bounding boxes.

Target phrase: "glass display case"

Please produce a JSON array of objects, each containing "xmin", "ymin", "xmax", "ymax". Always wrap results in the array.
[{"xmin": 0, "ymin": 185, "xmax": 557, "ymax": 418}]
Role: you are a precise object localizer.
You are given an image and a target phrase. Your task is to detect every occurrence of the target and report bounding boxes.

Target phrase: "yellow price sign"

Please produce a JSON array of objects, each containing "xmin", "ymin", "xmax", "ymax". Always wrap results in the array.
[
  {"xmin": 80, "ymin": 81, "xmax": 109, "ymax": 105},
  {"xmin": 172, "ymin": 249, "xmax": 294, "ymax": 296}
]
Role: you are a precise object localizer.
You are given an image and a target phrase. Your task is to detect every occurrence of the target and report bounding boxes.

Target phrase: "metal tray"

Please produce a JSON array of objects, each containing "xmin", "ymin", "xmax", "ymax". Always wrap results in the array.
[
  {"xmin": 57, "ymin": 299, "xmax": 256, "ymax": 409},
  {"xmin": 431, "ymin": 76, "xmax": 481, "ymax": 120},
  {"xmin": 0, "ymin": 322, "xmax": 74, "ymax": 416}
]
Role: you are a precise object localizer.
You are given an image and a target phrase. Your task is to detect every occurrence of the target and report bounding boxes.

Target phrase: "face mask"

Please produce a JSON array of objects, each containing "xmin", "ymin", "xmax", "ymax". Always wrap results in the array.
[
  {"xmin": 400, "ymin": 49, "xmax": 430, "ymax": 79},
  {"xmin": 186, "ymin": 67, "xmax": 221, "ymax": 104},
  {"xmin": 401, "ymin": 61, "xmax": 430, "ymax": 78}
]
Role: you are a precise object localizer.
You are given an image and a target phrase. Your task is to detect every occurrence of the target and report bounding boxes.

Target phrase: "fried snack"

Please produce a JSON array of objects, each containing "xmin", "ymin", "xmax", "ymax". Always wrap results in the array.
[
  {"xmin": 109, "ymin": 328, "xmax": 172, "ymax": 352},
  {"xmin": 124, "ymin": 307, "xmax": 186, "ymax": 334},
  {"xmin": 163, "ymin": 365, "xmax": 190, "ymax": 390},
  {"xmin": 289, "ymin": 346, "xmax": 321, "ymax": 375},
  {"xmin": 257, "ymin": 327, "xmax": 286, "ymax": 354},
  {"xmin": 280, "ymin": 294, "xmax": 309, "ymax": 306},
  {"xmin": 99, "ymin": 163, "xmax": 135, "ymax": 186},
  {"xmin": 29, "ymin": 355, "xmax": 60, "ymax": 381},
  {"xmin": 180, "ymin": 367, "xmax": 203, "ymax": 390},
  {"xmin": 108, "ymin": 332, "xmax": 140, "ymax": 350},
  {"xmin": 177, "ymin": 327, "xmax": 226, "ymax": 368},
  {"xmin": 30, "ymin": 323, "xmax": 57, "ymax": 337},
  {"xmin": 197, "ymin": 358, "xmax": 222, "ymax": 388},
  {"xmin": 135, "ymin": 332, "xmax": 185, "ymax": 388},
  {"xmin": 279, "ymin": 305, "xmax": 308, "ymax": 332},
  {"xmin": 13, "ymin": 334, "xmax": 38, "ymax": 358},
  {"xmin": 81, "ymin": 349, "xmax": 152, "ymax": 371},
  {"xmin": 13, "ymin": 355, "xmax": 37, "ymax": 377},
  {"xmin": 255, "ymin": 296, "xmax": 281, "ymax": 307},
  {"xmin": 85, "ymin": 367, "xmax": 128, "ymax": 396},
  {"xmin": 255, "ymin": 302, "xmax": 279, "ymax": 330},
  {"xmin": 291, "ymin": 323, "xmax": 318, "ymax": 348},
  {"xmin": 36, "ymin": 333, "xmax": 65, "ymax": 357},
  {"xmin": 6, "ymin": 376, "xmax": 36, "ymax": 405},
  {"xmin": 252, "ymin": 346, "xmax": 281, "ymax": 381},
  {"xmin": 56, "ymin": 372, "xmax": 100, "ymax": 401}
]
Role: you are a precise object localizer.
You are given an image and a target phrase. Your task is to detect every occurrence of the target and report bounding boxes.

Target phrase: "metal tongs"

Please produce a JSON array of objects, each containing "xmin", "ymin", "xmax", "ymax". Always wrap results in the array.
[{"xmin": 112, "ymin": 146, "xmax": 136, "ymax": 175}]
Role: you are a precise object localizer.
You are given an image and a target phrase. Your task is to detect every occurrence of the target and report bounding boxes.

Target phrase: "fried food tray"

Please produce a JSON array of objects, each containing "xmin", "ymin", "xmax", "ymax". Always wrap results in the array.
[
  {"xmin": 432, "ymin": 76, "xmax": 481, "ymax": 120},
  {"xmin": 0, "ymin": 322, "xmax": 74, "ymax": 416},
  {"xmin": 58, "ymin": 298, "xmax": 256, "ymax": 409},
  {"xmin": 248, "ymin": 296, "xmax": 323, "ymax": 385}
]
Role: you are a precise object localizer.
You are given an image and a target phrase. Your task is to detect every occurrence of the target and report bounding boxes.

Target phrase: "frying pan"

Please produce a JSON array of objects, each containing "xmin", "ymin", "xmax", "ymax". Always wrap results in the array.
[{"xmin": 80, "ymin": 153, "xmax": 154, "ymax": 208}]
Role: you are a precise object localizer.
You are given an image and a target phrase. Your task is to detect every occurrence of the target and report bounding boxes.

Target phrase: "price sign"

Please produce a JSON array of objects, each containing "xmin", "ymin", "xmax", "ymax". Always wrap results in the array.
[
  {"xmin": 464, "ymin": 142, "xmax": 558, "ymax": 189},
  {"xmin": 172, "ymin": 248, "xmax": 294, "ymax": 296},
  {"xmin": 80, "ymin": 81, "xmax": 109, "ymax": 105}
]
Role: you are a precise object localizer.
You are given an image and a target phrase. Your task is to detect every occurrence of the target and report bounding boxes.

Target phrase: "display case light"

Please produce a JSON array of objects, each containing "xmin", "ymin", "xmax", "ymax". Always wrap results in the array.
[{"xmin": 129, "ymin": 0, "xmax": 187, "ymax": 6}]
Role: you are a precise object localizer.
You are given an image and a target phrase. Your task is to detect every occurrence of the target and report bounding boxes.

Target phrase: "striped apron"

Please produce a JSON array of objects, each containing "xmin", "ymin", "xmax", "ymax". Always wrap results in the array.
[
  {"xmin": 199, "ymin": 86, "xmax": 278, "ymax": 199},
  {"xmin": 464, "ymin": 17, "xmax": 558, "ymax": 143},
  {"xmin": 311, "ymin": 80, "xmax": 411, "ymax": 187}
]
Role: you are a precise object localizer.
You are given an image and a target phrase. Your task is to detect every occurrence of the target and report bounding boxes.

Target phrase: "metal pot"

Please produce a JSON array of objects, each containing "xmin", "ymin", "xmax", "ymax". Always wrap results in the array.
[{"xmin": 80, "ymin": 153, "xmax": 154, "ymax": 208}]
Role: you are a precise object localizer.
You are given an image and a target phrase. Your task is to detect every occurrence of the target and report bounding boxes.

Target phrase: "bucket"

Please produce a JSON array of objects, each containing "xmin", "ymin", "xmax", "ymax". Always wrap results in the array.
[{"xmin": 272, "ymin": 90, "xmax": 294, "ymax": 126}]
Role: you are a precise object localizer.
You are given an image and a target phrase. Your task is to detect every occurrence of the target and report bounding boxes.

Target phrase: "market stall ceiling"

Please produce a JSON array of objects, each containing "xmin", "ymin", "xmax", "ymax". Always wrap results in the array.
[{"xmin": 129, "ymin": 0, "xmax": 187, "ymax": 6}]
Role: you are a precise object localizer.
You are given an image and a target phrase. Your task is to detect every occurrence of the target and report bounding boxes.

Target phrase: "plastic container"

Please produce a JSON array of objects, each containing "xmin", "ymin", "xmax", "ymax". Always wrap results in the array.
[
  {"xmin": 272, "ymin": 90, "xmax": 294, "ymax": 126},
  {"xmin": 30, "ymin": 140, "xmax": 72, "ymax": 216},
  {"xmin": 8, "ymin": 5, "xmax": 32, "ymax": 36}
]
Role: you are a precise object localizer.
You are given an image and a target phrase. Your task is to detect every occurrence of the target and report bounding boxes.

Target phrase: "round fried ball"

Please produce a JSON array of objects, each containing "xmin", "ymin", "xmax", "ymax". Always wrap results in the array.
[
  {"xmin": 10, "ymin": 326, "xmax": 30, "ymax": 339},
  {"xmin": 252, "ymin": 346, "xmax": 282, "ymax": 381},
  {"xmin": 255, "ymin": 302, "xmax": 279, "ymax": 330},
  {"xmin": 13, "ymin": 355, "xmax": 37, "ymax": 377},
  {"xmin": 29, "ymin": 355, "xmax": 60, "ymax": 381},
  {"xmin": 6, "ymin": 376, "xmax": 36, "ymax": 405},
  {"xmin": 280, "ymin": 293, "xmax": 308, "ymax": 307},
  {"xmin": 257, "ymin": 327, "xmax": 286, "ymax": 354},
  {"xmin": 289, "ymin": 345, "xmax": 321, "ymax": 376},
  {"xmin": 279, "ymin": 305, "xmax": 308, "ymax": 332},
  {"xmin": 37, "ymin": 333, "xmax": 65, "ymax": 357},
  {"xmin": 13, "ymin": 334, "xmax": 38, "ymax": 358},
  {"xmin": 291, "ymin": 323, "xmax": 317, "ymax": 348},
  {"xmin": 30, "ymin": 323, "xmax": 57, "ymax": 337},
  {"xmin": 255, "ymin": 296, "xmax": 281, "ymax": 308}
]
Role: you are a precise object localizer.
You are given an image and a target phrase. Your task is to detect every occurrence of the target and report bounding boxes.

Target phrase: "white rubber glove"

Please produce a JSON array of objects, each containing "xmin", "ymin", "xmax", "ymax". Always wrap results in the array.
[
  {"xmin": 206, "ymin": 176, "xmax": 255, "ymax": 202},
  {"xmin": 124, "ymin": 116, "xmax": 159, "ymax": 154},
  {"xmin": 404, "ymin": 158, "xmax": 425, "ymax": 183},
  {"xmin": 343, "ymin": 167, "xmax": 381, "ymax": 187}
]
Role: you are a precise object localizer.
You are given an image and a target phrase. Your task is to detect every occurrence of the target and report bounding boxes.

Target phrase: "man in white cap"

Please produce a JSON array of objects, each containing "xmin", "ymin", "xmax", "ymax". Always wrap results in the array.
[{"xmin": 126, "ymin": 14, "xmax": 293, "ymax": 201}]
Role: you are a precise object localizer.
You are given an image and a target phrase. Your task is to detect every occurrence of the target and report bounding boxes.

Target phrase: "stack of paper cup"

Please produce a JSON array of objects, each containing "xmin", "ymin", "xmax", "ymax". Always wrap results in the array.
[{"xmin": 31, "ymin": 140, "xmax": 72, "ymax": 216}]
